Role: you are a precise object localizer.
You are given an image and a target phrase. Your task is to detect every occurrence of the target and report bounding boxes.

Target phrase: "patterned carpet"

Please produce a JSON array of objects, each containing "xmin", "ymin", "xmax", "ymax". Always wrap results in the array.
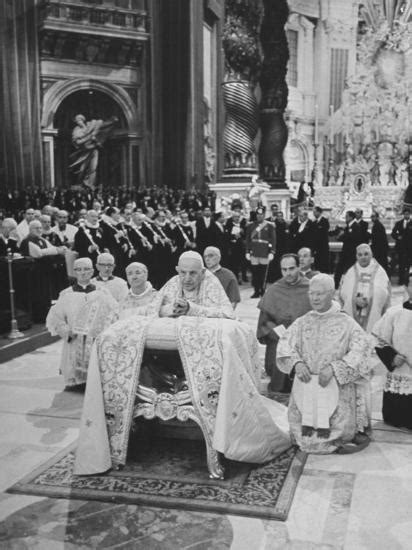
[{"xmin": 8, "ymin": 436, "xmax": 306, "ymax": 520}]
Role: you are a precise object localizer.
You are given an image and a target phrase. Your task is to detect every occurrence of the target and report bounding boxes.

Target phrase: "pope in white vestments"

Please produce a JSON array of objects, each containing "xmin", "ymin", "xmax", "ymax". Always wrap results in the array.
[
  {"xmin": 277, "ymin": 274, "xmax": 372, "ymax": 454},
  {"xmin": 74, "ymin": 252, "xmax": 291, "ymax": 475},
  {"xmin": 46, "ymin": 258, "xmax": 118, "ymax": 389}
]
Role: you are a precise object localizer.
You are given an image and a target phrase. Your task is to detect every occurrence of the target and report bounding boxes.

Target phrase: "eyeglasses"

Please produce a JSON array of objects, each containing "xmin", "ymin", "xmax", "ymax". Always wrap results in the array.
[
  {"xmin": 74, "ymin": 268, "xmax": 93, "ymax": 272},
  {"xmin": 97, "ymin": 263, "xmax": 114, "ymax": 267}
]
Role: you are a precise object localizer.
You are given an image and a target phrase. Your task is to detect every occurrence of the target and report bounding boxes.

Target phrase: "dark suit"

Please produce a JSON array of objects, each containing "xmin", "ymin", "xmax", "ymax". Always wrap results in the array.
[
  {"xmin": 225, "ymin": 217, "xmax": 247, "ymax": 281},
  {"xmin": 392, "ymin": 218, "xmax": 412, "ymax": 284},
  {"xmin": 356, "ymin": 219, "xmax": 369, "ymax": 244},
  {"xmin": 334, "ymin": 221, "xmax": 363, "ymax": 287},
  {"xmin": 195, "ymin": 217, "xmax": 217, "ymax": 254},
  {"xmin": 312, "ymin": 216, "xmax": 330, "ymax": 273},
  {"xmin": 371, "ymin": 219, "xmax": 389, "ymax": 272},
  {"xmin": 288, "ymin": 218, "xmax": 315, "ymax": 253}
]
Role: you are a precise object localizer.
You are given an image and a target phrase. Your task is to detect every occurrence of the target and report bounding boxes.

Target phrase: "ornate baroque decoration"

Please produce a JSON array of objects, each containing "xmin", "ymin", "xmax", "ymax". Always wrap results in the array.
[
  {"xmin": 258, "ymin": 0, "xmax": 289, "ymax": 186},
  {"xmin": 323, "ymin": 0, "xmax": 412, "ymax": 215},
  {"xmin": 221, "ymin": 0, "xmax": 262, "ymax": 178}
]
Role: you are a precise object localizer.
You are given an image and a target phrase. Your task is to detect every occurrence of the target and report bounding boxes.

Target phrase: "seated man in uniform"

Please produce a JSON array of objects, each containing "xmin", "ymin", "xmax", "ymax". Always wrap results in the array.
[
  {"xmin": 46, "ymin": 258, "xmax": 118, "ymax": 391},
  {"xmin": 74, "ymin": 251, "xmax": 291, "ymax": 475},
  {"xmin": 203, "ymin": 246, "xmax": 241, "ymax": 309}
]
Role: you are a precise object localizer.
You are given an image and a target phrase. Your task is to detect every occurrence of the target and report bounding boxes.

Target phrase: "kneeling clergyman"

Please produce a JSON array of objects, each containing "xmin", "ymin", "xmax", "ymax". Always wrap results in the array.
[
  {"xmin": 372, "ymin": 269, "xmax": 412, "ymax": 430},
  {"xmin": 46, "ymin": 257, "xmax": 118, "ymax": 390},
  {"xmin": 276, "ymin": 274, "xmax": 373, "ymax": 454},
  {"xmin": 74, "ymin": 251, "xmax": 291, "ymax": 476},
  {"xmin": 118, "ymin": 262, "xmax": 157, "ymax": 319}
]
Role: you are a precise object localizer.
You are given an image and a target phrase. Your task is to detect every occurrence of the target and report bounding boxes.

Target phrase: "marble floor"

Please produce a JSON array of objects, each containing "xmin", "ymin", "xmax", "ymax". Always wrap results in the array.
[{"xmin": 0, "ymin": 286, "xmax": 411, "ymax": 549}]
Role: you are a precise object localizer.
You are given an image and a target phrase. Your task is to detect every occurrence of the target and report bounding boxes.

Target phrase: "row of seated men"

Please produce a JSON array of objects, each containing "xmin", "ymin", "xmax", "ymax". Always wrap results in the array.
[
  {"xmin": 46, "ymin": 246, "xmax": 412, "ymax": 478},
  {"xmin": 2, "ymin": 202, "xmax": 411, "ymax": 309}
]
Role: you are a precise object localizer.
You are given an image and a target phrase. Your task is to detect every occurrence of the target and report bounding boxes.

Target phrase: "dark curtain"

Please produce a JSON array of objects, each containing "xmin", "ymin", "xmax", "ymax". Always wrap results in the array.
[{"xmin": 0, "ymin": 0, "xmax": 43, "ymax": 190}]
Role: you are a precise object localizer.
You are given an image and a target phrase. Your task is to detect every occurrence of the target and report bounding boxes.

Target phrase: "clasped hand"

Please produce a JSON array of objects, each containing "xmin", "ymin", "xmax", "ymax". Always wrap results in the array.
[
  {"xmin": 295, "ymin": 362, "xmax": 333, "ymax": 387},
  {"xmin": 172, "ymin": 298, "xmax": 189, "ymax": 317}
]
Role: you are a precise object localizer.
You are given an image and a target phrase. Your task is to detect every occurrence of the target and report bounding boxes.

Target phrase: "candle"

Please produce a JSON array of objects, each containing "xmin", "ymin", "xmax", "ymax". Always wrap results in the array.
[
  {"xmin": 329, "ymin": 104, "xmax": 334, "ymax": 145},
  {"xmin": 314, "ymin": 103, "xmax": 319, "ymax": 144}
]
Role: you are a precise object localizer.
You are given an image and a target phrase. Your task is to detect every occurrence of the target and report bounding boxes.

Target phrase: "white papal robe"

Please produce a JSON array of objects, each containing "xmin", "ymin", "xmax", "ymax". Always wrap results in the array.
[
  {"xmin": 277, "ymin": 303, "xmax": 372, "ymax": 453},
  {"xmin": 74, "ymin": 271, "xmax": 291, "ymax": 475},
  {"xmin": 46, "ymin": 284, "xmax": 118, "ymax": 386}
]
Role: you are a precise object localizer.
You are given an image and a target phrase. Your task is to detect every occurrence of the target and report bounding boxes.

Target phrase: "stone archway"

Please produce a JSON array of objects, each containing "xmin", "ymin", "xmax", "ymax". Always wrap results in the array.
[{"xmin": 41, "ymin": 79, "xmax": 139, "ymax": 189}]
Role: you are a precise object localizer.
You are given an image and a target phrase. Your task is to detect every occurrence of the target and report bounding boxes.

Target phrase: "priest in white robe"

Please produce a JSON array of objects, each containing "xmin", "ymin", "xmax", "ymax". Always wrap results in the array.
[
  {"xmin": 74, "ymin": 251, "xmax": 291, "ymax": 475},
  {"xmin": 118, "ymin": 262, "xmax": 157, "ymax": 319},
  {"xmin": 46, "ymin": 258, "xmax": 118, "ymax": 389},
  {"xmin": 338, "ymin": 244, "xmax": 390, "ymax": 332},
  {"xmin": 91, "ymin": 253, "xmax": 129, "ymax": 303},
  {"xmin": 277, "ymin": 274, "xmax": 373, "ymax": 454}
]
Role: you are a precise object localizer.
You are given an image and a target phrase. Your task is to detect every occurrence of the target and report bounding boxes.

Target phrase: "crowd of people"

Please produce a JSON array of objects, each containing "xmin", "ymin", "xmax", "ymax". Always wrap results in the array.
[
  {"xmin": 44, "ymin": 244, "xmax": 412, "ymax": 473},
  {"xmin": 2, "ymin": 182, "xmax": 411, "ymax": 469},
  {"xmin": 2, "ymin": 189, "xmax": 411, "ymax": 295}
]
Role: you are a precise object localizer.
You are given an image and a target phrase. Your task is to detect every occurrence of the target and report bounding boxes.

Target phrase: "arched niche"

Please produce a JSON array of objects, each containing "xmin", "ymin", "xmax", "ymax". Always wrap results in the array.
[{"xmin": 41, "ymin": 79, "xmax": 139, "ymax": 189}]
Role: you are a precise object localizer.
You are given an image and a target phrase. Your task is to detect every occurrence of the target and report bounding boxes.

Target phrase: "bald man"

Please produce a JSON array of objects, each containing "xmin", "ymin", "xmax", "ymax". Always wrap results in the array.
[
  {"xmin": 46, "ymin": 258, "xmax": 118, "ymax": 390},
  {"xmin": 118, "ymin": 262, "xmax": 157, "ymax": 319},
  {"xmin": 277, "ymin": 274, "xmax": 372, "ymax": 454},
  {"xmin": 91, "ymin": 253, "xmax": 128, "ymax": 303},
  {"xmin": 338, "ymin": 243, "xmax": 390, "ymax": 332},
  {"xmin": 204, "ymin": 246, "xmax": 240, "ymax": 308}
]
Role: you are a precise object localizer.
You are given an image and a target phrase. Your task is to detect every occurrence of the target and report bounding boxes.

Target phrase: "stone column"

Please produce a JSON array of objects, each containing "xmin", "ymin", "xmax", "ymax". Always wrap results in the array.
[
  {"xmin": 258, "ymin": 0, "xmax": 289, "ymax": 188},
  {"xmin": 221, "ymin": 0, "xmax": 261, "ymax": 180}
]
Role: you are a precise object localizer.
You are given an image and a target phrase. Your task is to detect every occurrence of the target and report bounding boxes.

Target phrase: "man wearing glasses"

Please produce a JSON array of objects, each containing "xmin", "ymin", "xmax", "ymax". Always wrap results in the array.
[{"xmin": 91, "ymin": 252, "xmax": 128, "ymax": 303}]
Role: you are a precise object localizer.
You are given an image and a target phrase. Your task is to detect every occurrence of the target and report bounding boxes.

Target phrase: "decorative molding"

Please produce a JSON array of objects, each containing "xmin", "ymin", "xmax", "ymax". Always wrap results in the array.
[
  {"xmin": 40, "ymin": 30, "xmax": 144, "ymax": 67},
  {"xmin": 39, "ymin": 0, "xmax": 148, "ymax": 37}
]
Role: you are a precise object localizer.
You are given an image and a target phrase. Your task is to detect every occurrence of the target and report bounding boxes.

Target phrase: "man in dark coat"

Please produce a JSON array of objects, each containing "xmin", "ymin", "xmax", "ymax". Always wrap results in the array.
[
  {"xmin": 195, "ymin": 206, "xmax": 216, "ymax": 254},
  {"xmin": 288, "ymin": 208, "xmax": 314, "ymax": 253},
  {"xmin": 391, "ymin": 208, "xmax": 412, "ymax": 284},
  {"xmin": 371, "ymin": 211, "xmax": 389, "ymax": 272},
  {"xmin": 355, "ymin": 208, "xmax": 369, "ymax": 244},
  {"xmin": 225, "ymin": 210, "xmax": 247, "ymax": 283},
  {"xmin": 312, "ymin": 206, "xmax": 330, "ymax": 273},
  {"xmin": 334, "ymin": 210, "xmax": 363, "ymax": 287}
]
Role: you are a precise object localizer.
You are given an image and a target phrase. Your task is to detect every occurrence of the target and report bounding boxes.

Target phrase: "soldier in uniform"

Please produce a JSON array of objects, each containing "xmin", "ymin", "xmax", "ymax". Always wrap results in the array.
[{"xmin": 245, "ymin": 207, "xmax": 276, "ymax": 298}]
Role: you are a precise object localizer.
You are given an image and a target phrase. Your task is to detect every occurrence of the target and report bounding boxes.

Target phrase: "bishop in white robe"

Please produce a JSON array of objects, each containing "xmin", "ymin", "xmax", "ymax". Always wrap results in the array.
[{"xmin": 277, "ymin": 274, "xmax": 373, "ymax": 454}]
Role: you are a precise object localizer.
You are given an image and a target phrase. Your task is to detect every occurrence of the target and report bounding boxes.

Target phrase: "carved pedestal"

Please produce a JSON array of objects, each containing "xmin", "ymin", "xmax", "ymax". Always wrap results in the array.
[{"xmin": 133, "ymin": 384, "xmax": 225, "ymax": 480}]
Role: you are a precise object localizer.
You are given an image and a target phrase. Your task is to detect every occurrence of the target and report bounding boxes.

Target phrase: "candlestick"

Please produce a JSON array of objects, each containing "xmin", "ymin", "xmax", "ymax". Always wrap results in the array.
[
  {"xmin": 329, "ymin": 104, "xmax": 334, "ymax": 145},
  {"xmin": 7, "ymin": 252, "xmax": 24, "ymax": 340},
  {"xmin": 314, "ymin": 103, "xmax": 319, "ymax": 145}
]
